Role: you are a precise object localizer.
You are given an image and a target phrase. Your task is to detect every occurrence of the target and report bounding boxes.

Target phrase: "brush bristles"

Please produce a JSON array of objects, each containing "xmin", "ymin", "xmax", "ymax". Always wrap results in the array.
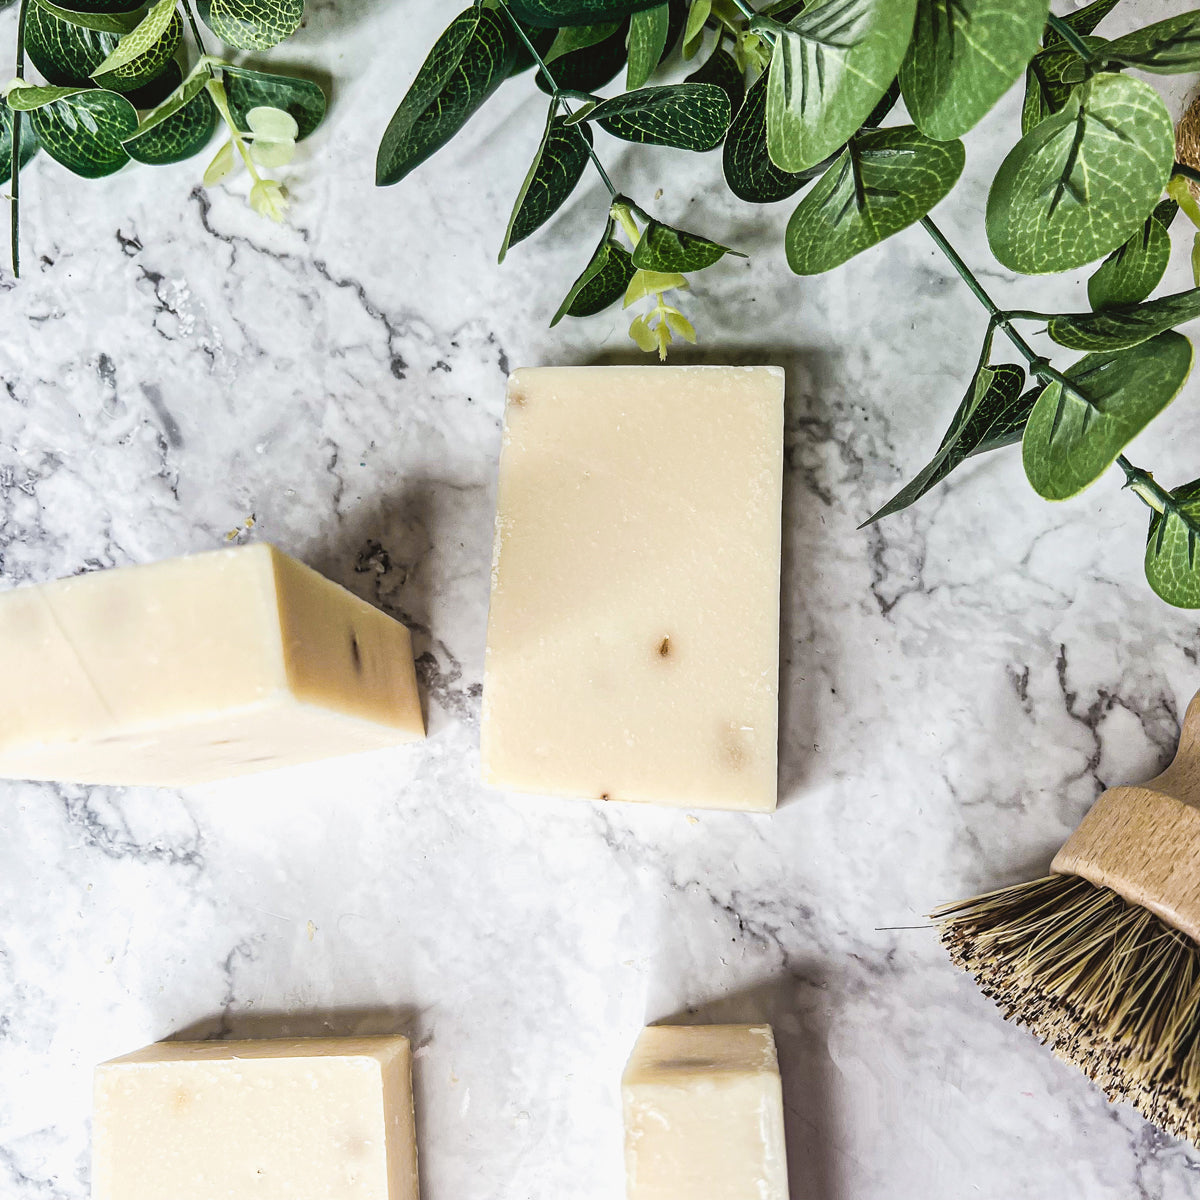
[{"xmin": 937, "ymin": 873, "xmax": 1200, "ymax": 1146}]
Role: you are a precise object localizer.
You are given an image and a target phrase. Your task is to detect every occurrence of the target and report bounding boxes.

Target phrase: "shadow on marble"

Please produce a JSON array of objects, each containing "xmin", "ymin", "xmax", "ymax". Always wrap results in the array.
[
  {"xmin": 652, "ymin": 971, "xmax": 841, "ymax": 1200},
  {"xmin": 167, "ymin": 1002, "xmax": 421, "ymax": 1042}
]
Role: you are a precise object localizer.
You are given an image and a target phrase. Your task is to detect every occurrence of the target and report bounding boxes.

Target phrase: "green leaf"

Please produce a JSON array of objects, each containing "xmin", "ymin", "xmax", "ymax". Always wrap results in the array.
[
  {"xmin": 1153, "ymin": 196, "xmax": 1178, "ymax": 229},
  {"xmin": 509, "ymin": 0, "xmax": 664, "ymax": 26},
  {"xmin": 32, "ymin": 0, "xmax": 141, "ymax": 35},
  {"xmin": 203, "ymin": 136, "xmax": 234, "ymax": 184},
  {"xmin": 90, "ymin": 0, "xmax": 175, "ymax": 77},
  {"xmin": 899, "ymin": 0, "xmax": 1048, "ymax": 141},
  {"xmin": 585, "ymin": 82, "xmax": 730, "ymax": 150},
  {"xmin": 1096, "ymin": 13, "xmax": 1200, "ymax": 74},
  {"xmin": 1047, "ymin": 288, "xmax": 1200, "ymax": 352},
  {"xmin": 863, "ymin": 364, "xmax": 1029, "ymax": 523},
  {"xmin": 785, "ymin": 125, "xmax": 964, "ymax": 275},
  {"xmin": 1041, "ymin": 0, "xmax": 1118, "ymax": 47},
  {"xmin": 0, "ymin": 101, "xmax": 40, "ymax": 186},
  {"xmin": 194, "ymin": 0, "xmax": 301, "ymax": 50},
  {"xmin": 625, "ymin": 267, "xmax": 688, "ymax": 304},
  {"xmin": 377, "ymin": 7, "xmax": 518, "ymax": 187},
  {"xmin": 1020, "ymin": 36, "xmax": 1105, "ymax": 135},
  {"xmin": 129, "ymin": 58, "xmax": 211, "ymax": 136},
  {"xmin": 29, "ymin": 87, "xmax": 137, "ymax": 175},
  {"xmin": 987, "ymin": 74, "xmax": 1174, "ymax": 275},
  {"xmin": 630, "ymin": 217, "xmax": 745, "ymax": 271},
  {"xmin": 1086, "ymin": 211, "xmax": 1171, "ymax": 310},
  {"xmin": 222, "ymin": 66, "xmax": 325, "ymax": 141},
  {"xmin": 124, "ymin": 83, "xmax": 215, "ymax": 162},
  {"xmin": 1022, "ymin": 332, "xmax": 1193, "ymax": 500},
  {"xmin": 1145, "ymin": 478, "xmax": 1200, "ymax": 608},
  {"xmin": 545, "ymin": 20, "xmax": 621, "ymax": 63},
  {"xmin": 685, "ymin": 43, "xmax": 744, "ymax": 113},
  {"xmin": 534, "ymin": 17, "xmax": 630, "ymax": 92},
  {"xmin": 510, "ymin": 23, "xmax": 558, "ymax": 75},
  {"xmin": 499, "ymin": 106, "xmax": 592, "ymax": 261},
  {"xmin": 121, "ymin": 58, "xmax": 182, "ymax": 108},
  {"xmin": 551, "ymin": 220, "xmax": 638, "ymax": 324},
  {"xmin": 36, "ymin": 0, "xmax": 145, "ymax": 13},
  {"xmin": 765, "ymin": 0, "xmax": 917, "ymax": 173},
  {"xmin": 5, "ymin": 82, "xmax": 88, "ymax": 109},
  {"xmin": 627, "ymin": 3, "xmax": 670, "ymax": 87},
  {"xmin": 683, "ymin": 0, "xmax": 710, "ymax": 58},
  {"xmin": 723, "ymin": 68, "xmax": 823, "ymax": 203}
]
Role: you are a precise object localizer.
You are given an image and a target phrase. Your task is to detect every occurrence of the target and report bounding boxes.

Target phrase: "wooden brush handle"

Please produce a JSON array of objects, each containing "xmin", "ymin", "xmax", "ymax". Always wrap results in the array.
[{"xmin": 1053, "ymin": 691, "xmax": 1200, "ymax": 942}]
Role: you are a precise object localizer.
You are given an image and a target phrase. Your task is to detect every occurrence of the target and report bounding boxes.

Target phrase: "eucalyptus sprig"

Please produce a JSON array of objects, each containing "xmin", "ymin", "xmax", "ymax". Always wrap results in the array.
[
  {"xmin": 2, "ymin": 0, "xmax": 327, "ymax": 275},
  {"xmin": 380, "ymin": 0, "xmax": 1200, "ymax": 610}
]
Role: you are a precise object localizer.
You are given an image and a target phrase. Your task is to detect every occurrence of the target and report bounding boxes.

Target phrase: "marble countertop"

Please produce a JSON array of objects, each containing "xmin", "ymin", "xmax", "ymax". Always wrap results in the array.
[{"xmin": 4, "ymin": 1, "xmax": 1200, "ymax": 1197}]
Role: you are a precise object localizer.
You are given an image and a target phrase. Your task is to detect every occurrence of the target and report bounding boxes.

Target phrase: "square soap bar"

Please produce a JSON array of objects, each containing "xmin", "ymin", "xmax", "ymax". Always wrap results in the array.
[
  {"xmin": 92, "ymin": 1036, "xmax": 419, "ymax": 1200},
  {"xmin": 483, "ymin": 366, "xmax": 784, "ymax": 811},
  {"xmin": 0, "ymin": 543, "xmax": 424, "ymax": 786},
  {"xmin": 623, "ymin": 1024, "xmax": 788, "ymax": 1200}
]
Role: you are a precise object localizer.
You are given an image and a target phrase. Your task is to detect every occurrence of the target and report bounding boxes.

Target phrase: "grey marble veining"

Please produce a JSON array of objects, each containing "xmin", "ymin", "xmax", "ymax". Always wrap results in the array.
[{"xmin": 4, "ymin": 1, "xmax": 1200, "ymax": 1197}]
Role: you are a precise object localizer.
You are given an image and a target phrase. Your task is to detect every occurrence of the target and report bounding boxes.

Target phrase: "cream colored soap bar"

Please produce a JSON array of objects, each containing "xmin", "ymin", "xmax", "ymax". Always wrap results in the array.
[
  {"xmin": 0, "ymin": 543, "xmax": 423, "ymax": 786},
  {"xmin": 623, "ymin": 1024, "xmax": 789, "ymax": 1200},
  {"xmin": 92, "ymin": 1036, "xmax": 419, "ymax": 1200},
  {"xmin": 483, "ymin": 365, "xmax": 784, "ymax": 811}
]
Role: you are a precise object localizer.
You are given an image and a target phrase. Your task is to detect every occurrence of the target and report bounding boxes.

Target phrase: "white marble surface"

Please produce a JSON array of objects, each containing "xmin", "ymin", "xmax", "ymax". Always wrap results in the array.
[{"xmin": 4, "ymin": 1, "xmax": 1200, "ymax": 1197}]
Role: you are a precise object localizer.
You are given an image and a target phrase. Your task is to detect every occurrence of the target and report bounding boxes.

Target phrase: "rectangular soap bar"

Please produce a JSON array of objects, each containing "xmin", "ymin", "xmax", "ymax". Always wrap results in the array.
[
  {"xmin": 623, "ymin": 1024, "xmax": 789, "ymax": 1200},
  {"xmin": 92, "ymin": 1036, "xmax": 419, "ymax": 1200},
  {"xmin": 0, "ymin": 543, "xmax": 424, "ymax": 786},
  {"xmin": 483, "ymin": 365, "xmax": 784, "ymax": 811}
]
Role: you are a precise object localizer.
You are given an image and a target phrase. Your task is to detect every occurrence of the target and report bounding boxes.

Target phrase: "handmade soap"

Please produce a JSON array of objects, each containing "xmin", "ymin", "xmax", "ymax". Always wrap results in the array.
[
  {"xmin": 0, "ymin": 543, "xmax": 423, "ymax": 786},
  {"xmin": 483, "ymin": 365, "xmax": 784, "ymax": 811},
  {"xmin": 92, "ymin": 1036, "xmax": 419, "ymax": 1200},
  {"xmin": 623, "ymin": 1024, "xmax": 788, "ymax": 1200}
]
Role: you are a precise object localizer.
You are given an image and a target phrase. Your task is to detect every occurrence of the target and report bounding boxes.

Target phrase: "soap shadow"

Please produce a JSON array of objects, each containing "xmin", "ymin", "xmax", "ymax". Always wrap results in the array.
[
  {"xmin": 300, "ymin": 476, "xmax": 487, "ymax": 734},
  {"xmin": 577, "ymin": 345, "xmax": 842, "ymax": 808},
  {"xmin": 652, "ymin": 970, "xmax": 841, "ymax": 1200}
]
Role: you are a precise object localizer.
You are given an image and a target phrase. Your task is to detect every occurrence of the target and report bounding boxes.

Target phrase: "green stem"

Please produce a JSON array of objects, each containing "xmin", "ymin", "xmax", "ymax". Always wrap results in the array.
[
  {"xmin": 183, "ymin": 0, "xmax": 208, "ymax": 56},
  {"xmin": 727, "ymin": 0, "xmax": 758, "ymax": 20},
  {"xmin": 1118, "ymin": 456, "xmax": 1168, "ymax": 514},
  {"xmin": 496, "ymin": 2, "xmax": 618, "ymax": 198},
  {"xmin": 1046, "ymin": 13, "xmax": 1095, "ymax": 62},
  {"xmin": 206, "ymin": 77, "xmax": 263, "ymax": 184},
  {"xmin": 10, "ymin": 0, "xmax": 29, "ymax": 279},
  {"xmin": 1174, "ymin": 161, "xmax": 1200, "ymax": 186}
]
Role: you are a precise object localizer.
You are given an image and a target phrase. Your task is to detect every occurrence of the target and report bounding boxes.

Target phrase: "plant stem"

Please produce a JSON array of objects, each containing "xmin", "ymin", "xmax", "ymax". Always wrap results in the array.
[
  {"xmin": 728, "ymin": 0, "xmax": 758, "ymax": 19},
  {"xmin": 496, "ymin": 2, "xmax": 618, "ymax": 198},
  {"xmin": 10, "ymin": 0, "xmax": 29, "ymax": 279},
  {"xmin": 1118, "ymin": 456, "xmax": 1167, "ymax": 514},
  {"xmin": 1045, "ymin": 13, "xmax": 1095, "ymax": 63},
  {"xmin": 183, "ymin": 0, "xmax": 208, "ymax": 56},
  {"xmin": 1174, "ymin": 161, "xmax": 1200, "ymax": 186}
]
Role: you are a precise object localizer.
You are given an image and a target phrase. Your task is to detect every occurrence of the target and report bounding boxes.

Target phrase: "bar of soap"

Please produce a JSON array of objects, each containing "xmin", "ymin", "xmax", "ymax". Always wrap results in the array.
[
  {"xmin": 483, "ymin": 366, "xmax": 784, "ymax": 811},
  {"xmin": 92, "ymin": 1036, "xmax": 419, "ymax": 1200},
  {"xmin": 0, "ymin": 543, "xmax": 423, "ymax": 786},
  {"xmin": 623, "ymin": 1024, "xmax": 789, "ymax": 1200}
]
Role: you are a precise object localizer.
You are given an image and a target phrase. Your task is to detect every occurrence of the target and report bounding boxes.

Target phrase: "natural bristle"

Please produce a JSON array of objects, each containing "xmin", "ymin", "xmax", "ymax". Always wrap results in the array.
[{"xmin": 936, "ymin": 873, "xmax": 1200, "ymax": 1146}]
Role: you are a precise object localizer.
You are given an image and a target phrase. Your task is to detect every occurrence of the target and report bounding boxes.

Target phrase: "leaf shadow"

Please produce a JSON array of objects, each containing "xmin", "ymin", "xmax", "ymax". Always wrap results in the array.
[
  {"xmin": 571, "ymin": 343, "xmax": 843, "ymax": 810},
  {"xmin": 649, "ymin": 970, "xmax": 842, "ymax": 1200}
]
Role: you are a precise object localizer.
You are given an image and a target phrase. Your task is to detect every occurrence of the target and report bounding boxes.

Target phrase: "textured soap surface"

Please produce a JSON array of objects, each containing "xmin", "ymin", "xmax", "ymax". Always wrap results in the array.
[
  {"xmin": 483, "ymin": 365, "xmax": 784, "ymax": 811},
  {"xmin": 623, "ymin": 1024, "xmax": 789, "ymax": 1200},
  {"xmin": 92, "ymin": 1036, "xmax": 420, "ymax": 1200},
  {"xmin": 0, "ymin": 543, "xmax": 423, "ymax": 786}
]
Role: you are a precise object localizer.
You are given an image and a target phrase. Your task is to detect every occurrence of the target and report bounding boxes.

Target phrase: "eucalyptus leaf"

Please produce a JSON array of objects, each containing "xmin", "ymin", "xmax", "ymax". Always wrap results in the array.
[
  {"xmin": 724, "ymin": 68, "xmax": 823, "ymax": 203},
  {"xmin": 0, "ymin": 101, "xmax": 39, "ymax": 186},
  {"xmin": 587, "ymin": 82, "xmax": 730, "ymax": 150},
  {"xmin": 764, "ymin": 0, "xmax": 917, "ymax": 173},
  {"xmin": 509, "ymin": 0, "xmax": 664, "ymax": 27},
  {"xmin": 90, "ymin": 0, "xmax": 175, "ymax": 78},
  {"xmin": 545, "ymin": 20, "xmax": 621, "ymax": 64},
  {"xmin": 1087, "ymin": 212, "xmax": 1171, "ymax": 310},
  {"xmin": 987, "ymin": 74, "xmax": 1174, "ymax": 275},
  {"xmin": 685, "ymin": 43, "xmax": 744, "ymax": 113},
  {"xmin": 630, "ymin": 218, "xmax": 745, "ymax": 272},
  {"xmin": 534, "ymin": 17, "xmax": 629, "ymax": 92},
  {"xmin": 377, "ymin": 7, "xmax": 517, "ymax": 187},
  {"xmin": 499, "ymin": 107, "xmax": 593, "ymax": 261},
  {"xmin": 785, "ymin": 125, "xmax": 964, "ymax": 275},
  {"xmin": 223, "ymin": 66, "xmax": 325, "ymax": 141},
  {"xmin": 1047, "ymin": 289, "xmax": 1200, "ymax": 352},
  {"xmin": 1095, "ymin": 13, "xmax": 1200, "ymax": 74},
  {"xmin": 1022, "ymin": 332, "xmax": 1193, "ymax": 500},
  {"xmin": 195, "ymin": 0, "xmax": 301, "ymax": 50},
  {"xmin": 32, "ymin": 0, "xmax": 140, "ymax": 35},
  {"xmin": 863, "ymin": 363, "xmax": 1028, "ymax": 523},
  {"xmin": 626, "ymin": 3, "xmax": 670, "ymax": 88},
  {"xmin": 551, "ymin": 221, "xmax": 637, "ymax": 324},
  {"xmin": 30, "ymin": 86, "xmax": 137, "ymax": 175},
  {"xmin": 1145, "ymin": 478, "xmax": 1200, "ymax": 608},
  {"xmin": 124, "ymin": 84, "xmax": 215, "ymax": 163},
  {"xmin": 899, "ymin": 0, "xmax": 1048, "ymax": 141}
]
